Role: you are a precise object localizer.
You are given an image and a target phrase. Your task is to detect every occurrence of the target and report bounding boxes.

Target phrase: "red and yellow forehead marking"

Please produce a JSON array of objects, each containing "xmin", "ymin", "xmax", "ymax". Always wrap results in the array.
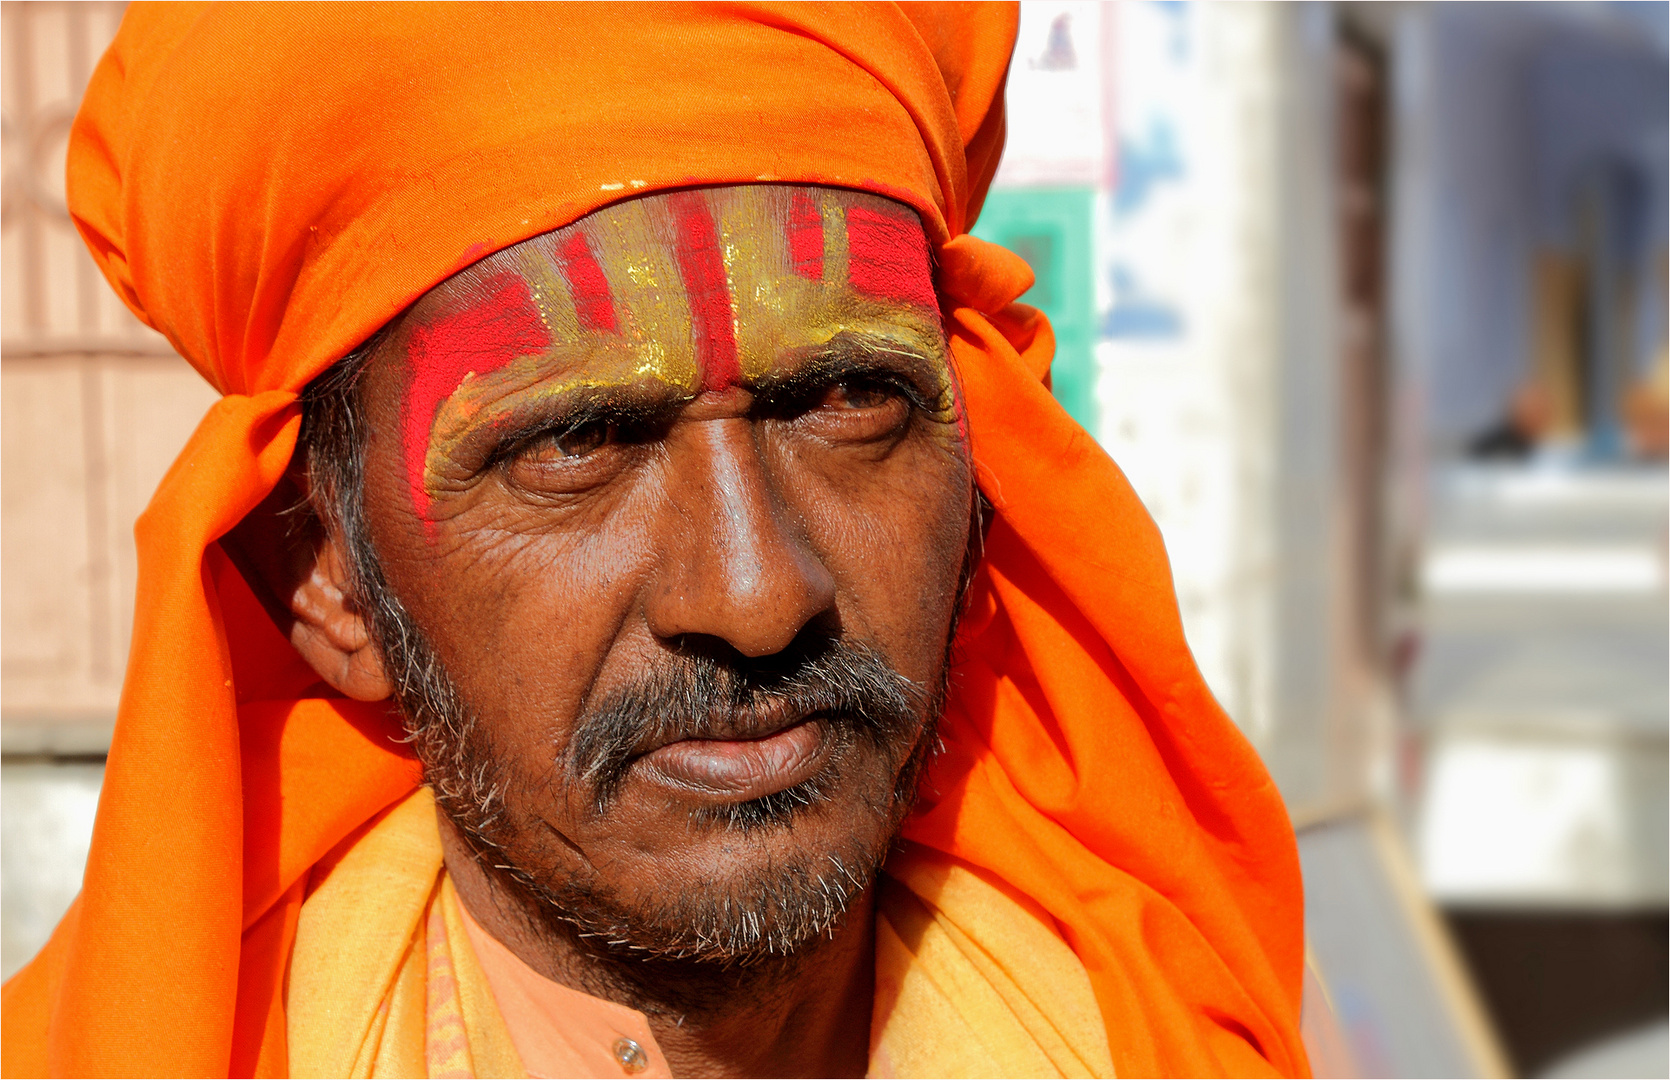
[{"xmin": 399, "ymin": 186, "xmax": 942, "ymax": 533}]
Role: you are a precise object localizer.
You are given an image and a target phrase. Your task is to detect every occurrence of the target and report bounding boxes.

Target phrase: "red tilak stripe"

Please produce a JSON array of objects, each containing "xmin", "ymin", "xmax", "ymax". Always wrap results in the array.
[
  {"xmin": 669, "ymin": 191, "xmax": 740, "ymax": 390},
  {"xmin": 402, "ymin": 274, "xmax": 551, "ymax": 533},
  {"xmin": 845, "ymin": 205, "xmax": 937, "ymax": 310},
  {"xmin": 557, "ymin": 231, "xmax": 617, "ymax": 333},
  {"xmin": 786, "ymin": 191, "xmax": 824, "ymax": 281}
]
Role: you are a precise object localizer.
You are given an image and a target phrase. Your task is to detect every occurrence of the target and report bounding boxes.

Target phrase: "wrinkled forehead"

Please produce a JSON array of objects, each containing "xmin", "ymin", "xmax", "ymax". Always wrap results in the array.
[{"xmin": 400, "ymin": 185, "xmax": 942, "ymax": 392}]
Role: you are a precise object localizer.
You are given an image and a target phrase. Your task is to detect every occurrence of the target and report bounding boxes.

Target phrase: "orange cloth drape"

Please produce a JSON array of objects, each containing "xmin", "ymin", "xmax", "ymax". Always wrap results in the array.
[{"xmin": 1, "ymin": 4, "xmax": 1308, "ymax": 1077}]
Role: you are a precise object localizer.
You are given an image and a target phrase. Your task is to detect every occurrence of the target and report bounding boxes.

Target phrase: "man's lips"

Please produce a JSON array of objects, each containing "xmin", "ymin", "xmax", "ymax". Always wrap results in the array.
[{"xmin": 639, "ymin": 717, "xmax": 833, "ymax": 802}]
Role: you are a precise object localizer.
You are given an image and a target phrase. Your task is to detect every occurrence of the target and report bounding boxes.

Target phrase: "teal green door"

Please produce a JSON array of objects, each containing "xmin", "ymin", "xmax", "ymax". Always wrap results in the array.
[{"xmin": 969, "ymin": 187, "xmax": 1098, "ymax": 433}]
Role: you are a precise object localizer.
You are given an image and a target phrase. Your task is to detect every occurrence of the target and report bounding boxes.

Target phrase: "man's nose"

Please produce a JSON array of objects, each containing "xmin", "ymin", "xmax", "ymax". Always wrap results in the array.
[{"xmin": 643, "ymin": 418, "xmax": 837, "ymax": 656}]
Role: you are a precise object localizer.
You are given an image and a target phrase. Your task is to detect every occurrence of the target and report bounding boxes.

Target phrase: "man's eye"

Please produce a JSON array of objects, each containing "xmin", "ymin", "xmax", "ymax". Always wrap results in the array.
[
  {"xmin": 520, "ymin": 422, "xmax": 614, "ymax": 462},
  {"xmin": 502, "ymin": 420, "xmax": 631, "ymax": 496},
  {"xmin": 791, "ymin": 376, "xmax": 914, "ymax": 445},
  {"xmin": 820, "ymin": 379, "xmax": 897, "ymax": 411}
]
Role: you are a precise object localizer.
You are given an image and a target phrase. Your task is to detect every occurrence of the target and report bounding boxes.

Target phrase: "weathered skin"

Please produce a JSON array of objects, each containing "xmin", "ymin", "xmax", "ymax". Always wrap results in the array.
[
  {"xmin": 270, "ymin": 186, "xmax": 974, "ymax": 1076},
  {"xmin": 403, "ymin": 186, "xmax": 955, "ymax": 538}
]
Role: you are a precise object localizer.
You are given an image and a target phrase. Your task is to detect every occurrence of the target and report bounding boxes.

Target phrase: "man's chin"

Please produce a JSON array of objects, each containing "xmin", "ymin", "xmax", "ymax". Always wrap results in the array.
[
  {"xmin": 430, "ymin": 696, "xmax": 941, "ymax": 967},
  {"xmin": 475, "ymin": 766, "xmax": 905, "ymax": 965},
  {"xmin": 518, "ymin": 824, "xmax": 889, "ymax": 965}
]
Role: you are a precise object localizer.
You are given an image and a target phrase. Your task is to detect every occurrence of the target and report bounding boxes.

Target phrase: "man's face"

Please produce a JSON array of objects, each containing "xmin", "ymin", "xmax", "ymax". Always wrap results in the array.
[{"xmin": 347, "ymin": 185, "xmax": 972, "ymax": 961}]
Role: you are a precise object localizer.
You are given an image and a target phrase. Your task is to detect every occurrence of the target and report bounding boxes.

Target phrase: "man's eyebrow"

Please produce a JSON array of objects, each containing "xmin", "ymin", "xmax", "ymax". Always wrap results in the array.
[
  {"xmin": 482, "ymin": 382, "xmax": 693, "ymax": 458},
  {"xmin": 474, "ymin": 330, "xmax": 945, "ymax": 460},
  {"xmin": 749, "ymin": 332, "xmax": 945, "ymax": 404}
]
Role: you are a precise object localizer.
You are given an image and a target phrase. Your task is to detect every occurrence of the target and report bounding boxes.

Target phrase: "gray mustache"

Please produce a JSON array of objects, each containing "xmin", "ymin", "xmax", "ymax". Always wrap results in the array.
[{"xmin": 567, "ymin": 637, "xmax": 926, "ymax": 812}]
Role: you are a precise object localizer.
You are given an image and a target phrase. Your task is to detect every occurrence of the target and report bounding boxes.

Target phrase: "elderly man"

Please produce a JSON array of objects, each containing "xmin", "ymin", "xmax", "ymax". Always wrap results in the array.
[{"xmin": 3, "ymin": 5, "xmax": 1308, "ymax": 1078}]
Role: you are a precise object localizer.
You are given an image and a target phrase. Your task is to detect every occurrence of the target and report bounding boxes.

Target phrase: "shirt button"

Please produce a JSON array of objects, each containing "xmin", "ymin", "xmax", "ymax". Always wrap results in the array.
[{"xmin": 612, "ymin": 1037, "xmax": 648, "ymax": 1074}]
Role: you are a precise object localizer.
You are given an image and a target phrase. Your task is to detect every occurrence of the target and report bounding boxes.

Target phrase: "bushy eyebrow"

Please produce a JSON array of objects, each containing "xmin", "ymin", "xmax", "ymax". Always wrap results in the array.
[
  {"xmin": 483, "ymin": 385, "xmax": 693, "ymax": 464},
  {"xmin": 751, "ymin": 332, "xmax": 945, "ymax": 414},
  {"xmin": 479, "ymin": 329, "xmax": 947, "ymax": 464}
]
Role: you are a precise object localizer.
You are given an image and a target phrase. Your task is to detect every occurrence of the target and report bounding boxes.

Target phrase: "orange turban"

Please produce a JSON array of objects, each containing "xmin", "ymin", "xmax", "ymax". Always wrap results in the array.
[{"xmin": 3, "ymin": 4, "xmax": 1308, "ymax": 1077}]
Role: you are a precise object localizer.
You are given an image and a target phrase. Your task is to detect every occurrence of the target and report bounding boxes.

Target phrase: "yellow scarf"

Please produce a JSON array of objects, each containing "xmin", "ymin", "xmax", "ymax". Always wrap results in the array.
[{"xmin": 287, "ymin": 790, "xmax": 1114, "ymax": 1078}]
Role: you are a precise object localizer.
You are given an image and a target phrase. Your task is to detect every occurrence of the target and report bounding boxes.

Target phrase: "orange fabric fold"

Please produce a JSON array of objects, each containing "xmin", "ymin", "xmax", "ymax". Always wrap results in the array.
[{"xmin": 3, "ymin": 4, "xmax": 1308, "ymax": 1076}]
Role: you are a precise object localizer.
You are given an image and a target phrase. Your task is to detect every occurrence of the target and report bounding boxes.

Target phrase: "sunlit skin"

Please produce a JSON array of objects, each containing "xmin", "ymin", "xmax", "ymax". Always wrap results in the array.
[
  {"xmin": 407, "ymin": 186, "xmax": 952, "ymax": 537},
  {"xmin": 259, "ymin": 186, "xmax": 974, "ymax": 1077}
]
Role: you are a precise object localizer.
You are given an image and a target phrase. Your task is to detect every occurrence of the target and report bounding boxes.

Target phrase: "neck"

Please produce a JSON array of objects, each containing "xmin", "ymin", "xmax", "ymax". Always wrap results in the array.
[{"xmin": 439, "ymin": 814, "xmax": 876, "ymax": 1078}]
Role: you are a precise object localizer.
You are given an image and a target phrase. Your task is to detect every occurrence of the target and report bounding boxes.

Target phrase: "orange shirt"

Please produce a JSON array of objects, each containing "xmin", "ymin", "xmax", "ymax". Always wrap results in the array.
[{"xmin": 457, "ymin": 903, "xmax": 672, "ymax": 1080}]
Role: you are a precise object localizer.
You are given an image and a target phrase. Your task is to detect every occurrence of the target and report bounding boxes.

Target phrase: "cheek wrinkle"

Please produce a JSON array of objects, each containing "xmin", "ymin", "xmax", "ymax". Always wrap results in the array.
[
  {"xmin": 401, "ymin": 273, "xmax": 552, "ymax": 533},
  {"xmin": 669, "ymin": 191, "xmax": 741, "ymax": 391},
  {"xmin": 845, "ymin": 205, "xmax": 937, "ymax": 310}
]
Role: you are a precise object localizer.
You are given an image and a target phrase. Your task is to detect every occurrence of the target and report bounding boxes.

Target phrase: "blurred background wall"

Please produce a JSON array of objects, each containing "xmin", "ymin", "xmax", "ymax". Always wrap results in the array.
[{"xmin": 3, "ymin": 3, "xmax": 1665, "ymax": 1076}]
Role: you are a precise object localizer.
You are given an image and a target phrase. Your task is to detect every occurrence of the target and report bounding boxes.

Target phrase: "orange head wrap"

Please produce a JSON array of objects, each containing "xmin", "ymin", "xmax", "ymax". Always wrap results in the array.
[{"xmin": 3, "ymin": 4, "xmax": 1307, "ymax": 1076}]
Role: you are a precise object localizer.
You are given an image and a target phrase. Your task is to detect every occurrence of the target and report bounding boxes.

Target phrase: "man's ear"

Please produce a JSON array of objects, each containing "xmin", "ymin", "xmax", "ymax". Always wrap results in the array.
[{"xmin": 223, "ymin": 465, "xmax": 394, "ymax": 701}]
